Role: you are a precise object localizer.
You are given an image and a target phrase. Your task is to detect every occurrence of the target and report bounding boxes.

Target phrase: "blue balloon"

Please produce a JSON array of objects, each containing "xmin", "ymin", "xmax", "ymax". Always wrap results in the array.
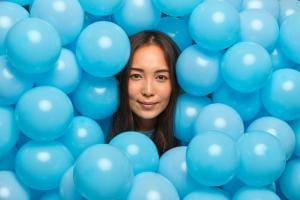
[
  {"xmin": 127, "ymin": 172, "xmax": 180, "ymax": 200},
  {"xmin": 76, "ymin": 21, "xmax": 130, "ymax": 77},
  {"xmin": 241, "ymin": 0, "xmax": 279, "ymax": 20},
  {"xmin": 73, "ymin": 144, "xmax": 134, "ymax": 200},
  {"xmin": 193, "ymin": 103, "xmax": 244, "ymax": 141},
  {"xmin": 189, "ymin": 0, "xmax": 239, "ymax": 51},
  {"xmin": 221, "ymin": 176, "xmax": 245, "ymax": 197},
  {"xmin": 261, "ymin": 68, "xmax": 300, "ymax": 120},
  {"xmin": 109, "ymin": 131, "xmax": 159, "ymax": 175},
  {"xmin": 30, "ymin": 0, "xmax": 84, "ymax": 45},
  {"xmin": 223, "ymin": 0, "xmax": 242, "ymax": 10},
  {"xmin": 79, "ymin": 0, "xmax": 124, "ymax": 16},
  {"xmin": 233, "ymin": 186, "xmax": 280, "ymax": 200},
  {"xmin": 0, "ymin": 56, "xmax": 33, "ymax": 106},
  {"xmin": 15, "ymin": 141, "xmax": 74, "ymax": 190},
  {"xmin": 113, "ymin": 0, "xmax": 161, "ymax": 35},
  {"xmin": 59, "ymin": 116, "xmax": 104, "ymax": 158},
  {"xmin": 0, "ymin": 147, "xmax": 17, "ymax": 170},
  {"xmin": 290, "ymin": 118, "xmax": 300, "ymax": 157},
  {"xmin": 279, "ymin": 13, "xmax": 300, "ymax": 64},
  {"xmin": 279, "ymin": 158, "xmax": 300, "ymax": 200},
  {"xmin": 40, "ymin": 191, "xmax": 60, "ymax": 200},
  {"xmin": 15, "ymin": 86, "xmax": 74, "ymax": 141},
  {"xmin": 0, "ymin": 1, "xmax": 28, "ymax": 54},
  {"xmin": 176, "ymin": 45, "xmax": 222, "ymax": 96},
  {"xmin": 183, "ymin": 186, "xmax": 230, "ymax": 200},
  {"xmin": 221, "ymin": 42, "xmax": 272, "ymax": 93},
  {"xmin": 0, "ymin": 171, "xmax": 30, "ymax": 199},
  {"xmin": 35, "ymin": 48, "xmax": 82, "ymax": 94},
  {"xmin": 236, "ymin": 131, "xmax": 286, "ymax": 186},
  {"xmin": 239, "ymin": 10, "xmax": 279, "ymax": 52},
  {"xmin": 156, "ymin": 16, "xmax": 193, "ymax": 51},
  {"xmin": 279, "ymin": 0, "xmax": 300, "ymax": 24},
  {"xmin": 175, "ymin": 93, "xmax": 211, "ymax": 142},
  {"xmin": 6, "ymin": 0, "xmax": 32, "ymax": 6},
  {"xmin": 5, "ymin": 18, "xmax": 61, "ymax": 74},
  {"xmin": 186, "ymin": 131, "xmax": 239, "ymax": 186},
  {"xmin": 271, "ymin": 45, "xmax": 296, "ymax": 70},
  {"xmin": 71, "ymin": 73, "xmax": 119, "ymax": 120},
  {"xmin": 0, "ymin": 106, "xmax": 19, "ymax": 157},
  {"xmin": 152, "ymin": 0, "xmax": 203, "ymax": 17},
  {"xmin": 158, "ymin": 146, "xmax": 203, "ymax": 198}
]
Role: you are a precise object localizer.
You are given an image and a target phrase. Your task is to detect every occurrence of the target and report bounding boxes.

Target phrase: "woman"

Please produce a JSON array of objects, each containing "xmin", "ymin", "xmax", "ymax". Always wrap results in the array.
[{"xmin": 107, "ymin": 30, "xmax": 180, "ymax": 155}]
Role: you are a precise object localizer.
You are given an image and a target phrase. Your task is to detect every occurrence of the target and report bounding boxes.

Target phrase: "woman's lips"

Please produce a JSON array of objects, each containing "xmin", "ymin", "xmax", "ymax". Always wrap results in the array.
[{"xmin": 138, "ymin": 101, "xmax": 158, "ymax": 110}]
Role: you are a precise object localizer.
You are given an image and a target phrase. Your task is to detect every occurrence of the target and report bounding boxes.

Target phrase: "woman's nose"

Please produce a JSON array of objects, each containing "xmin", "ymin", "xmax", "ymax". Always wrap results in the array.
[{"xmin": 141, "ymin": 79, "xmax": 154, "ymax": 97}]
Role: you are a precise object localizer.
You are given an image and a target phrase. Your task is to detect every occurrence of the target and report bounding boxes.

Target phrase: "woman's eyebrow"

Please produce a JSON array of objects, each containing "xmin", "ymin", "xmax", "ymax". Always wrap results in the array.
[{"xmin": 130, "ymin": 67, "xmax": 144, "ymax": 72}]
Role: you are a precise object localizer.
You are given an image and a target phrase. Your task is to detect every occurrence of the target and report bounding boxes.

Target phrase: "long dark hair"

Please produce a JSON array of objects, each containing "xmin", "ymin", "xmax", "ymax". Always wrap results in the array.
[{"xmin": 107, "ymin": 30, "xmax": 180, "ymax": 155}]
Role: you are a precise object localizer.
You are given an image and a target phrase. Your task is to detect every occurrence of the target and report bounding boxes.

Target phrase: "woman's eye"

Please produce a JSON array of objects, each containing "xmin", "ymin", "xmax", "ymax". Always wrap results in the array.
[
  {"xmin": 129, "ymin": 74, "xmax": 142, "ymax": 80},
  {"xmin": 156, "ymin": 75, "xmax": 168, "ymax": 81}
]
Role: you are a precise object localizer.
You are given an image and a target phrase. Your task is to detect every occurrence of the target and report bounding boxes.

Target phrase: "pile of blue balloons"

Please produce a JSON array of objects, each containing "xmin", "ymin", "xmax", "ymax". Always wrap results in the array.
[{"xmin": 1, "ymin": 0, "xmax": 300, "ymax": 199}]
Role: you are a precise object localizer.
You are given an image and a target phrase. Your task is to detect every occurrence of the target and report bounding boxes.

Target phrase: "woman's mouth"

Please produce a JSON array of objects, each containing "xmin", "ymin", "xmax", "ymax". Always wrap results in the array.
[{"xmin": 138, "ymin": 101, "xmax": 158, "ymax": 110}]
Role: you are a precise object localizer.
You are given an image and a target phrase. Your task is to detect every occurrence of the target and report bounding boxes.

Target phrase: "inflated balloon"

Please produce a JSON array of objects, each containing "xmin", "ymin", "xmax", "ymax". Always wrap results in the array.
[
  {"xmin": 189, "ymin": 0, "xmax": 239, "ymax": 51},
  {"xmin": 0, "ymin": 147, "xmax": 17, "ymax": 171},
  {"xmin": 193, "ymin": 103, "xmax": 244, "ymax": 141},
  {"xmin": 236, "ymin": 131, "xmax": 286, "ymax": 186},
  {"xmin": 271, "ymin": 46, "xmax": 296, "ymax": 70},
  {"xmin": 6, "ymin": 0, "xmax": 32, "ymax": 6},
  {"xmin": 0, "ymin": 171, "xmax": 30, "ymax": 199},
  {"xmin": 73, "ymin": 144, "xmax": 134, "ymax": 200},
  {"xmin": 290, "ymin": 118, "xmax": 300, "ymax": 157},
  {"xmin": 279, "ymin": 158, "xmax": 300, "ymax": 200},
  {"xmin": 241, "ymin": 0, "xmax": 279, "ymax": 20},
  {"xmin": 59, "ymin": 116, "xmax": 104, "ymax": 158},
  {"xmin": 156, "ymin": 16, "xmax": 192, "ymax": 51},
  {"xmin": 5, "ymin": 18, "xmax": 61, "ymax": 74},
  {"xmin": 0, "ymin": 1, "xmax": 28, "ymax": 54},
  {"xmin": 109, "ymin": 131, "xmax": 159, "ymax": 175},
  {"xmin": 0, "ymin": 56, "xmax": 33, "ymax": 106},
  {"xmin": 176, "ymin": 45, "xmax": 222, "ymax": 96},
  {"xmin": 152, "ymin": 0, "xmax": 203, "ymax": 17},
  {"xmin": 113, "ymin": 0, "xmax": 161, "ymax": 35},
  {"xmin": 279, "ymin": 13, "xmax": 300, "ymax": 64},
  {"xmin": 76, "ymin": 21, "xmax": 130, "ymax": 77},
  {"xmin": 15, "ymin": 86, "xmax": 74, "ymax": 141},
  {"xmin": 239, "ymin": 10, "xmax": 279, "ymax": 52},
  {"xmin": 223, "ymin": 0, "xmax": 242, "ymax": 10},
  {"xmin": 261, "ymin": 68, "xmax": 300, "ymax": 120},
  {"xmin": 183, "ymin": 187, "xmax": 230, "ymax": 200},
  {"xmin": 15, "ymin": 141, "xmax": 74, "ymax": 190},
  {"xmin": 221, "ymin": 42, "xmax": 272, "ymax": 93},
  {"xmin": 78, "ymin": 0, "xmax": 124, "ymax": 16},
  {"xmin": 0, "ymin": 107, "xmax": 19, "ymax": 157},
  {"xmin": 221, "ymin": 176, "xmax": 245, "ymax": 196},
  {"xmin": 127, "ymin": 172, "xmax": 180, "ymax": 200},
  {"xmin": 39, "ymin": 191, "xmax": 60, "ymax": 200},
  {"xmin": 71, "ymin": 73, "xmax": 119, "ymax": 120},
  {"xmin": 186, "ymin": 131, "xmax": 239, "ymax": 186},
  {"xmin": 30, "ymin": 0, "xmax": 84, "ymax": 45},
  {"xmin": 279, "ymin": 0, "xmax": 300, "ymax": 24},
  {"xmin": 233, "ymin": 186, "xmax": 280, "ymax": 200},
  {"xmin": 175, "ymin": 93, "xmax": 211, "ymax": 143},
  {"xmin": 158, "ymin": 146, "xmax": 203, "ymax": 198},
  {"xmin": 247, "ymin": 116, "xmax": 295, "ymax": 159}
]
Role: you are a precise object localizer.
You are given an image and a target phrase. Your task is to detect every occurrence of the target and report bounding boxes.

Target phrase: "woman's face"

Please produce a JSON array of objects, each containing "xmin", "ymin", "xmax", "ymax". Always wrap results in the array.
[{"xmin": 128, "ymin": 44, "xmax": 172, "ymax": 129}]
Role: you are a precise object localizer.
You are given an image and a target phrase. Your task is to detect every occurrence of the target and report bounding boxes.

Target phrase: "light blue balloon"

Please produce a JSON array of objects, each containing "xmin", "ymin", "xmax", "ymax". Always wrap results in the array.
[
  {"xmin": 176, "ymin": 45, "xmax": 222, "ymax": 96},
  {"xmin": 175, "ymin": 93, "xmax": 211, "ymax": 142},
  {"xmin": 236, "ymin": 131, "xmax": 286, "ymax": 186},
  {"xmin": 98, "ymin": 116, "xmax": 113, "ymax": 140},
  {"xmin": 186, "ymin": 131, "xmax": 239, "ymax": 186},
  {"xmin": 247, "ymin": 116, "xmax": 295, "ymax": 159},
  {"xmin": 15, "ymin": 86, "xmax": 74, "ymax": 141},
  {"xmin": 109, "ymin": 131, "xmax": 159, "ymax": 175},
  {"xmin": 279, "ymin": 0, "xmax": 300, "ymax": 24},
  {"xmin": 30, "ymin": 0, "xmax": 84, "ymax": 45},
  {"xmin": 6, "ymin": 18, "xmax": 61, "ymax": 74},
  {"xmin": 241, "ymin": 0, "xmax": 279, "ymax": 20},
  {"xmin": 40, "ymin": 191, "xmax": 60, "ymax": 200},
  {"xmin": 183, "ymin": 187, "xmax": 230, "ymax": 200},
  {"xmin": 71, "ymin": 73, "xmax": 119, "ymax": 120},
  {"xmin": 279, "ymin": 158, "xmax": 300, "ymax": 200},
  {"xmin": 221, "ymin": 42, "xmax": 272, "ymax": 93},
  {"xmin": 0, "ymin": 106, "xmax": 19, "ymax": 157},
  {"xmin": 76, "ymin": 21, "xmax": 130, "ymax": 77},
  {"xmin": 233, "ymin": 186, "xmax": 280, "ymax": 200},
  {"xmin": 222, "ymin": 0, "xmax": 242, "ymax": 10},
  {"xmin": 271, "ymin": 45, "xmax": 296, "ymax": 70},
  {"xmin": 0, "ymin": 171, "xmax": 30, "ymax": 200},
  {"xmin": 213, "ymin": 83, "xmax": 262, "ymax": 122},
  {"xmin": 6, "ymin": 0, "xmax": 32, "ymax": 6},
  {"xmin": 73, "ymin": 144, "xmax": 134, "ymax": 200},
  {"xmin": 15, "ymin": 141, "xmax": 74, "ymax": 190},
  {"xmin": 0, "ymin": 56, "xmax": 33, "ymax": 106},
  {"xmin": 239, "ymin": 10, "xmax": 279, "ymax": 52},
  {"xmin": 189, "ymin": 0, "xmax": 239, "ymax": 51},
  {"xmin": 127, "ymin": 172, "xmax": 180, "ymax": 200},
  {"xmin": 261, "ymin": 68, "xmax": 300, "ymax": 120},
  {"xmin": 35, "ymin": 48, "xmax": 82, "ymax": 94},
  {"xmin": 156, "ymin": 16, "xmax": 192, "ymax": 51},
  {"xmin": 0, "ymin": 147, "xmax": 17, "ymax": 170},
  {"xmin": 113, "ymin": 0, "xmax": 161, "ymax": 35},
  {"xmin": 159, "ymin": 146, "xmax": 203, "ymax": 198},
  {"xmin": 79, "ymin": 0, "xmax": 124, "ymax": 16},
  {"xmin": 221, "ymin": 176, "xmax": 245, "ymax": 197},
  {"xmin": 279, "ymin": 13, "xmax": 300, "ymax": 64},
  {"xmin": 193, "ymin": 103, "xmax": 244, "ymax": 141},
  {"xmin": 152, "ymin": 0, "xmax": 203, "ymax": 17},
  {"xmin": 59, "ymin": 116, "xmax": 104, "ymax": 158},
  {"xmin": 290, "ymin": 118, "xmax": 300, "ymax": 157},
  {"xmin": 0, "ymin": 1, "xmax": 28, "ymax": 54}
]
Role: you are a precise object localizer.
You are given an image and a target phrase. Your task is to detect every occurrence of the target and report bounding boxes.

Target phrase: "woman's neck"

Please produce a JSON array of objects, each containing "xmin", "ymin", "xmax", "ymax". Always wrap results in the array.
[{"xmin": 134, "ymin": 116, "xmax": 157, "ymax": 132}]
